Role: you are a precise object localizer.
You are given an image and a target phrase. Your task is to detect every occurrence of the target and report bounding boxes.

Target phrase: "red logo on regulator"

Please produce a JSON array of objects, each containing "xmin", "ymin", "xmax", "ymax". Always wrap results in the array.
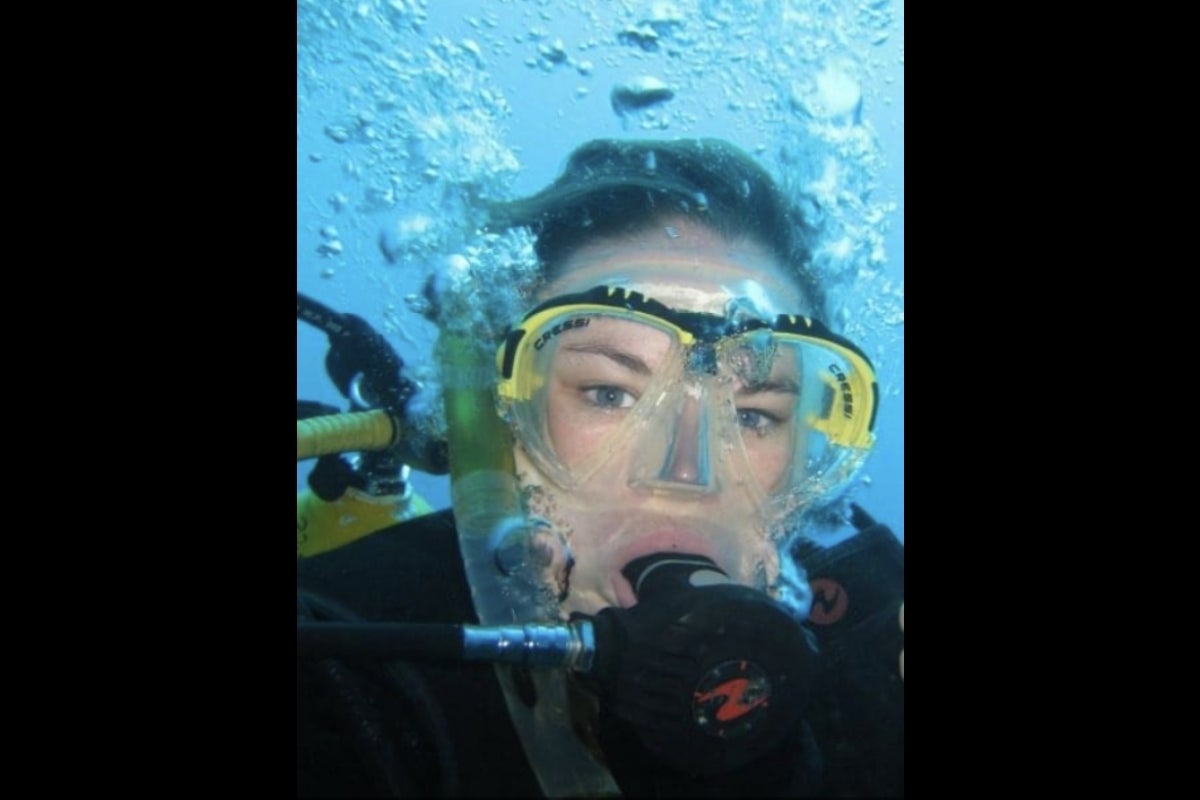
[{"xmin": 692, "ymin": 660, "xmax": 771, "ymax": 738}]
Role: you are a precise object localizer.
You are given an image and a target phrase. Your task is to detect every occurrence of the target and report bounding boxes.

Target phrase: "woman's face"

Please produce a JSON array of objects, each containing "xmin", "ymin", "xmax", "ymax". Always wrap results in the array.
[{"xmin": 514, "ymin": 216, "xmax": 813, "ymax": 618}]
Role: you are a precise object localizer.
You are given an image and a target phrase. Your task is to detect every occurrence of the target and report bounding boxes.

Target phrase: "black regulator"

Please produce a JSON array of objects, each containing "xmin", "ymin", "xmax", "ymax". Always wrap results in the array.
[
  {"xmin": 580, "ymin": 553, "xmax": 817, "ymax": 775},
  {"xmin": 299, "ymin": 551, "xmax": 818, "ymax": 776}
]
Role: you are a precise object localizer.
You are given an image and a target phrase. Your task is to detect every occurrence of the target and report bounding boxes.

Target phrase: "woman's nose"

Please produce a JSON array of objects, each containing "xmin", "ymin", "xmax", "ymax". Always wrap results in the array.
[{"xmin": 661, "ymin": 397, "xmax": 710, "ymax": 488}]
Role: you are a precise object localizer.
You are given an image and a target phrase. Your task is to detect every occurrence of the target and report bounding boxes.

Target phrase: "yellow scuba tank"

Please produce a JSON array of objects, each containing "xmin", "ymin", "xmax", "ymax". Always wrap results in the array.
[{"xmin": 296, "ymin": 486, "xmax": 434, "ymax": 558}]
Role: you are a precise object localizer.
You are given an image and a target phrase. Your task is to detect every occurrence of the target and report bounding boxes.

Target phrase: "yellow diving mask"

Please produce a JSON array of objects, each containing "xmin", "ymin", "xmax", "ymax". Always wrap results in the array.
[{"xmin": 496, "ymin": 286, "xmax": 878, "ymax": 513}]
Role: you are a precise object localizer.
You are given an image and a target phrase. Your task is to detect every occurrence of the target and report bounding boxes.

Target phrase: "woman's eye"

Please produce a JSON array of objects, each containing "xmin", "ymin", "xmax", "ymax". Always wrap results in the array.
[
  {"xmin": 737, "ymin": 408, "xmax": 780, "ymax": 434},
  {"xmin": 581, "ymin": 386, "xmax": 636, "ymax": 409}
]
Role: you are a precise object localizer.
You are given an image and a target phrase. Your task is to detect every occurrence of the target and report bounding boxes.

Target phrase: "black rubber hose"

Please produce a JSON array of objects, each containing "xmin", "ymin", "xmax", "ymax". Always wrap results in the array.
[
  {"xmin": 297, "ymin": 292, "xmax": 351, "ymax": 337},
  {"xmin": 297, "ymin": 621, "xmax": 464, "ymax": 662}
]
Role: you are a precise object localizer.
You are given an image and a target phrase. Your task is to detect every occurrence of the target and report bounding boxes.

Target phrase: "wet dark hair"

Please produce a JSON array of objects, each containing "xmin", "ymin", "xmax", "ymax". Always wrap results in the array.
[{"xmin": 487, "ymin": 138, "xmax": 827, "ymax": 318}]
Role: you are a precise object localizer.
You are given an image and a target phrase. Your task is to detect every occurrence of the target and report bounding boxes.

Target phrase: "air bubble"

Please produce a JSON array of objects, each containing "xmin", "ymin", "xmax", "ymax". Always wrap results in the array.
[
  {"xmin": 539, "ymin": 39, "xmax": 567, "ymax": 63},
  {"xmin": 611, "ymin": 76, "xmax": 674, "ymax": 115}
]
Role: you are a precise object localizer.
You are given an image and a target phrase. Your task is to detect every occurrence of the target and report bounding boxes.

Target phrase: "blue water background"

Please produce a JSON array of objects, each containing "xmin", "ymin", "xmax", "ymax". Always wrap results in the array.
[{"xmin": 298, "ymin": 0, "xmax": 904, "ymax": 543}]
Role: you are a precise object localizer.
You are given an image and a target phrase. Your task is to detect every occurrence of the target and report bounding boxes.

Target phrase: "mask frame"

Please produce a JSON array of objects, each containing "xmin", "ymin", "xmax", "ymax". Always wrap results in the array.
[{"xmin": 496, "ymin": 285, "xmax": 878, "ymax": 507}]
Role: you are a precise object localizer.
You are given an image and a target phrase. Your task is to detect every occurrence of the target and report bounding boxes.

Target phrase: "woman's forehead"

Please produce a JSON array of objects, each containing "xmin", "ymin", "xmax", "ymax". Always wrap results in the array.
[{"xmin": 538, "ymin": 219, "xmax": 808, "ymax": 317}]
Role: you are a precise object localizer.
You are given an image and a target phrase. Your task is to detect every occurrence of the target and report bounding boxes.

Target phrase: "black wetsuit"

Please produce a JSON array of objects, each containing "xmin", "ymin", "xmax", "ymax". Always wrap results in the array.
[{"xmin": 297, "ymin": 509, "xmax": 903, "ymax": 797}]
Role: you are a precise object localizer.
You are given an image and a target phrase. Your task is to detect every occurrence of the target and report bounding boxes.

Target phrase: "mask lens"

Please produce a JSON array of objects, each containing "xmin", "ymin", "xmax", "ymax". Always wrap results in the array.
[
  {"xmin": 501, "ymin": 309, "xmax": 679, "ymax": 487},
  {"xmin": 755, "ymin": 337, "xmax": 874, "ymax": 506}
]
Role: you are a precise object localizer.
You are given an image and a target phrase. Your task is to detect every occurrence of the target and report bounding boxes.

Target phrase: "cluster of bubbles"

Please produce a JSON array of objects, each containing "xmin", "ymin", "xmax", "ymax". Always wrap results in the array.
[
  {"xmin": 299, "ymin": 0, "xmax": 520, "ymax": 270},
  {"xmin": 596, "ymin": 0, "xmax": 903, "ymax": 393}
]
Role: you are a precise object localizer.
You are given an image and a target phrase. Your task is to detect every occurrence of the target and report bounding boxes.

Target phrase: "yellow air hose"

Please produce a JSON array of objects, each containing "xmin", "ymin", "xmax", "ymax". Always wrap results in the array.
[{"xmin": 296, "ymin": 409, "xmax": 397, "ymax": 460}]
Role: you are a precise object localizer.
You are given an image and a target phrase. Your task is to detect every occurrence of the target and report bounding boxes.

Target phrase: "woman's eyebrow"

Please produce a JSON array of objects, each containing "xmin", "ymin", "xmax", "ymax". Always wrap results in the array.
[
  {"xmin": 561, "ymin": 343, "xmax": 652, "ymax": 375},
  {"xmin": 736, "ymin": 378, "xmax": 801, "ymax": 396}
]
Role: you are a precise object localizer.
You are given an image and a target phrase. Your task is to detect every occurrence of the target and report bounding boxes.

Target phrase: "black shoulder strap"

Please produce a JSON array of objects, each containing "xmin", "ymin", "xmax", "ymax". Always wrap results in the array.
[
  {"xmin": 793, "ymin": 504, "xmax": 903, "ymax": 662},
  {"xmin": 793, "ymin": 504, "xmax": 904, "ymax": 796}
]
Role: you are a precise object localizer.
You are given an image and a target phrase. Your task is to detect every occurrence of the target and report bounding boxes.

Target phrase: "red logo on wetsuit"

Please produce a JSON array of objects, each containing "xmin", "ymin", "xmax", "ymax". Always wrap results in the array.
[{"xmin": 808, "ymin": 577, "xmax": 849, "ymax": 625}]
